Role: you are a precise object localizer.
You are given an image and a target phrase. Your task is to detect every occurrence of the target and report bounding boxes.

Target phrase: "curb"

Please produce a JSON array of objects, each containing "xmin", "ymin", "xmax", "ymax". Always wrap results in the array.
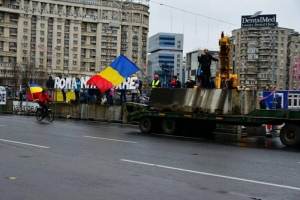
[
  {"xmin": 55, "ymin": 115, "xmax": 125, "ymax": 124},
  {"xmin": 1, "ymin": 113, "xmax": 136, "ymax": 125}
]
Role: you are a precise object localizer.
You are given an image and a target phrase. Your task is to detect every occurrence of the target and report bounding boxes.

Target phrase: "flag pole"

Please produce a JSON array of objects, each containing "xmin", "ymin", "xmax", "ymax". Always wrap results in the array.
[
  {"xmin": 25, "ymin": 83, "xmax": 31, "ymax": 115},
  {"xmin": 28, "ymin": 83, "xmax": 34, "ymax": 100},
  {"xmin": 138, "ymin": 68, "xmax": 151, "ymax": 83}
]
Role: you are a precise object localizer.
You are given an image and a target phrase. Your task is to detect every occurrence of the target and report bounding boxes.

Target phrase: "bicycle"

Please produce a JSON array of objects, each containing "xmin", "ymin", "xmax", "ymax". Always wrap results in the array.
[{"xmin": 35, "ymin": 101, "xmax": 54, "ymax": 122}]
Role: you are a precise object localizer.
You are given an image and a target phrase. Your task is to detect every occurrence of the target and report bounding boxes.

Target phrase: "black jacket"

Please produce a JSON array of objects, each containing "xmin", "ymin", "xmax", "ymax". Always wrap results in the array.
[
  {"xmin": 198, "ymin": 54, "xmax": 218, "ymax": 69},
  {"xmin": 46, "ymin": 76, "xmax": 54, "ymax": 89},
  {"xmin": 174, "ymin": 79, "xmax": 181, "ymax": 88},
  {"xmin": 185, "ymin": 80, "xmax": 196, "ymax": 88}
]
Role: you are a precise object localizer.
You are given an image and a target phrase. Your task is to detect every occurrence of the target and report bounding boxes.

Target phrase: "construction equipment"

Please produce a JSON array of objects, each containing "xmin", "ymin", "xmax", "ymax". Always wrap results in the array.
[
  {"xmin": 124, "ymin": 87, "xmax": 300, "ymax": 147},
  {"xmin": 215, "ymin": 31, "xmax": 238, "ymax": 89}
]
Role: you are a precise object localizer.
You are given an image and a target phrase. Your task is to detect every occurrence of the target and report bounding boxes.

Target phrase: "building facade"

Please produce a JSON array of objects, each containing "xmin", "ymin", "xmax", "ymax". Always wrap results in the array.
[
  {"xmin": 0, "ymin": 0, "xmax": 149, "ymax": 88},
  {"xmin": 287, "ymin": 32, "xmax": 300, "ymax": 90},
  {"xmin": 230, "ymin": 26, "xmax": 299, "ymax": 94},
  {"xmin": 148, "ymin": 32, "xmax": 183, "ymax": 85},
  {"xmin": 185, "ymin": 49, "xmax": 219, "ymax": 83}
]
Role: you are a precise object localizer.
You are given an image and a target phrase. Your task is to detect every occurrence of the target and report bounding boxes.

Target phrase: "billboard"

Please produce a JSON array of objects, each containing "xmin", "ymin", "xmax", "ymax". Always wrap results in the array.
[{"xmin": 241, "ymin": 14, "xmax": 276, "ymax": 27}]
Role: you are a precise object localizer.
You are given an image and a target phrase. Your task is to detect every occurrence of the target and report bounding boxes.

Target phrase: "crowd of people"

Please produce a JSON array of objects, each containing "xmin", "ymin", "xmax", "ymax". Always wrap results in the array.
[
  {"xmin": 149, "ymin": 48, "xmax": 219, "ymax": 90},
  {"xmin": 33, "ymin": 48, "xmax": 218, "ymax": 106},
  {"xmin": 44, "ymin": 75, "xmax": 148, "ymax": 106}
]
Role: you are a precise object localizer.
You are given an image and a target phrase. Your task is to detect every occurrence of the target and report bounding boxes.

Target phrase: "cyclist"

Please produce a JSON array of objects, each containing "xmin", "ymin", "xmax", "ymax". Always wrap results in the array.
[{"xmin": 38, "ymin": 89, "xmax": 52, "ymax": 117}]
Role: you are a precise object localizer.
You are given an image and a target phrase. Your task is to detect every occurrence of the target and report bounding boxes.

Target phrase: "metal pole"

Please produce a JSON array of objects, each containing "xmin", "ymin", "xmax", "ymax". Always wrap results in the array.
[
  {"xmin": 112, "ymin": 90, "xmax": 115, "ymax": 121},
  {"xmin": 55, "ymin": 88, "xmax": 57, "ymax": 116},
  {"xmin": 25, "ymin": 85, "xmax": 28, "ymax": 115},
  {"xmin": 86, "ymin": 88, "xmax": 88, "ymax": 119},
  {"xmin": 139, "ymin": 66, "xmax": 151, "ymax": 83},
  {"xmin": 78, "ymin": 89, "xmax": 81, "ymax": 120}
]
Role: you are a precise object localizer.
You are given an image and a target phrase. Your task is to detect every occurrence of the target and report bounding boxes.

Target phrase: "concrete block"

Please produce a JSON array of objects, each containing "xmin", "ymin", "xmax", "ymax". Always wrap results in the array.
[{"xmin": 149, "ymin": 88, "xmax": 259, "ymax": 115}]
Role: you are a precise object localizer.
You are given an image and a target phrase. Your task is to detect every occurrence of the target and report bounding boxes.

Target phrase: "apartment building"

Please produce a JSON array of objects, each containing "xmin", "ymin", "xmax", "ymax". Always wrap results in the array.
[
  {"xmin": 230, "ymin": 26, "xmax": 298, "ymax": 94},
  {"xmin": 0, "ymin": 0, "xmax": 149, "ymax": 87},
  {"xmin": 288, "ymin": 32, "xmax": 300, "ymax": 90},
  {"xmin": 148, "ymin": 32, "xmax": 183, "ymax": 85}
]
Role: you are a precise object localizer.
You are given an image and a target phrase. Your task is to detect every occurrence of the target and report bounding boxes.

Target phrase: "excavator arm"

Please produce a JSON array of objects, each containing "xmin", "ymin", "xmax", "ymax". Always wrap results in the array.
[{"xmin": 215, "ymin": 32, "xmax": 238, "ymax": 89}]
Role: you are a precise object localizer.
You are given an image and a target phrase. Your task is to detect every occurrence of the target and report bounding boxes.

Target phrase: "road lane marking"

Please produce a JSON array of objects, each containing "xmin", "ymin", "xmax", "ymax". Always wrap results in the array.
[
  {"xmin": 84, "ymin": 136, "xmax": 137, "ymax": 143},
  {"xmin": 121, "ymin": 159, "xmax": 300, "ymax": 191},
  {"xmin": 0, "ymin": 139, "xmax": 49, "ymax": 149},
  {"xmin": 53, "ymin": 122, "xmax": 137, "ymax": 130},
  {"xmin": 151, "ymin": 133, "xmax": 203, "ymax": 140}
]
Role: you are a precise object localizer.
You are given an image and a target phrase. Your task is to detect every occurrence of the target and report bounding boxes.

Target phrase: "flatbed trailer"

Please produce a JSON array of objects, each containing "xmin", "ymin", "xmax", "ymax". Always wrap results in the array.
[{"xmin": 124, "ymin": 102, "xmax": 300, "ymax": 147}]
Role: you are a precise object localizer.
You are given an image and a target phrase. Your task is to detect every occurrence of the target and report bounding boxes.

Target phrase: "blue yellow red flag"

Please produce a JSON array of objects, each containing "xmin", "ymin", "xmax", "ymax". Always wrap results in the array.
[
  {"xmin": 29, "ymin": 83, "xmax": 43, "ymax": 100},
  {"xmin": 87, "ymin": 55, "xmax": 140, "ymax": 92}
]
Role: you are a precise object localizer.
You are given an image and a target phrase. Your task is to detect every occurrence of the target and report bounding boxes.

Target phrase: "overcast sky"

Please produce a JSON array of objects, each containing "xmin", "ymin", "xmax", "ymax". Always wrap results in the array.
[{"xmin": 148, "ymin": 0, "xmax": 300, "ymax": 54}]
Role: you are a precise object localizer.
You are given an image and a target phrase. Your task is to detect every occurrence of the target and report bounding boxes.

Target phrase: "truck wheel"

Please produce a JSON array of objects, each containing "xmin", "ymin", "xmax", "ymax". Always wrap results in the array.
[
  {"xmin": 280, "ymin": 124, "xmax": 300, "ymax": 147},
  {"xmin": 139, "ymin": 117, "xmax": 153, "ymax": 133},
  {"xmin": 162, "ymin": 118, "xmax": 177, "ymax": 135}
]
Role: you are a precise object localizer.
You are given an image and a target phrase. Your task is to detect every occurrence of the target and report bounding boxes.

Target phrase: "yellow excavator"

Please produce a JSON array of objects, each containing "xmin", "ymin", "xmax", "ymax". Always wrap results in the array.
[{"xmin": 215, "ymin": 31, "xmax": 238, "ymax": 89}]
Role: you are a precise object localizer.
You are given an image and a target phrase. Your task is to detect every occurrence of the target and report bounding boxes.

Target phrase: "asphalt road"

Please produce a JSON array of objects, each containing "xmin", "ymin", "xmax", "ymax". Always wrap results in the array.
[{"xmin": 0, "ymin": 115, "xmax": 300, "ymax": 200}]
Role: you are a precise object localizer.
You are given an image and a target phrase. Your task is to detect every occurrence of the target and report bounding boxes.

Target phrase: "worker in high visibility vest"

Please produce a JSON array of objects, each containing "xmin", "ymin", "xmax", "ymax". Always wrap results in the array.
[{"xmin": 149, "ymin": 74, "xmax": 161, "ymax": 89}]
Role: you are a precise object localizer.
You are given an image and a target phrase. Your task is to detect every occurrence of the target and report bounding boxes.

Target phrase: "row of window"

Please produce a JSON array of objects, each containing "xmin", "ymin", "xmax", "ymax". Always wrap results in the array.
[
  {"xmin": 21, "ymin": 49, "xmax": 116, "ymax": 54},
  {"xmin": 19, "ymin": 57, "xmax": 112, "ymax": 65}
]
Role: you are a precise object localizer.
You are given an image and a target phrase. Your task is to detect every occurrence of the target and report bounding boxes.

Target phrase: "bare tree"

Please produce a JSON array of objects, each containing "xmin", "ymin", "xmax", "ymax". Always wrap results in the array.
[
  {"xmin": 11, "ymin": 62, "xmax": 21, "ymax": 87},
  {"xmin": 20, "ymin": 62, "xmax": 36, "ymax": 88},
  {"xmin": 0, "ymin": 63, "xmax": 19, "ymax": 98},
  {"xmin": 35, "ymin": 68, "xmax": 48, "ymax": 86},
  {"xmin": 10, "ymin": 62, "xmax": 21, "ymax": 98}
]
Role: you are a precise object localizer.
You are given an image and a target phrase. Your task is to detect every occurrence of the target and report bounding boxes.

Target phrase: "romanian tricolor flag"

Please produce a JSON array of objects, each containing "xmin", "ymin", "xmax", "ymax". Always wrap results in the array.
[
  {"xmin": 29, "ymin": 83, "xmax": 43, "ymax": 100},
  {"xmin": 87, "ymin": 55, "xmax": 139, "ymax": 92}
]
